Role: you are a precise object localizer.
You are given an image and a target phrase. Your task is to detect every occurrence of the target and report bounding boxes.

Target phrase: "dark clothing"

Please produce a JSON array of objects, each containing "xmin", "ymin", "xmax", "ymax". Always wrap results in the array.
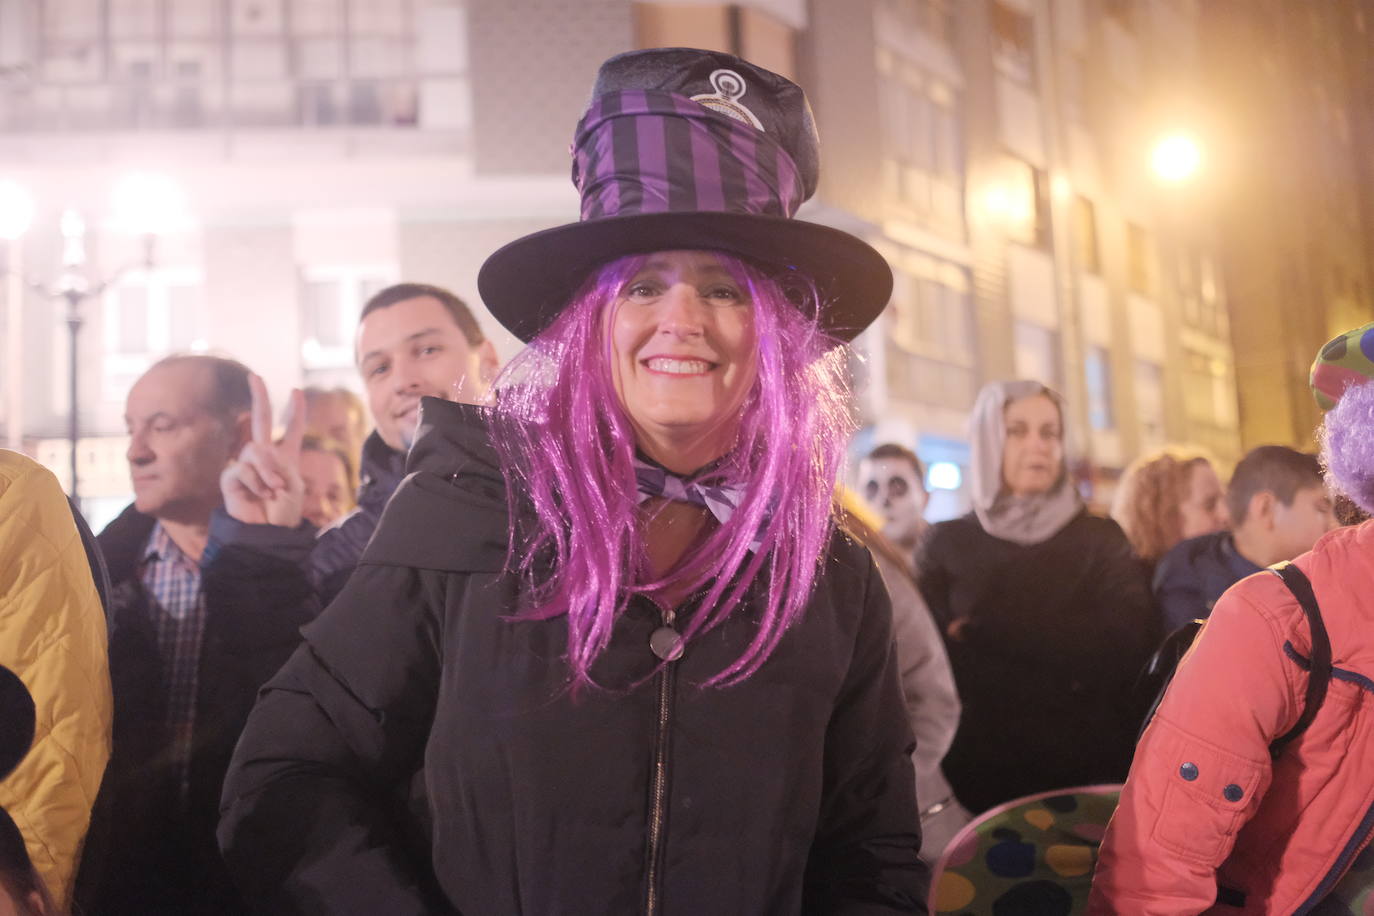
[
  {"xmin": 219, "ymin": 398, "xmax": 929, "ymax": 915},
  {"xmin": 75, "ymin": 504, "xmax": 315, "ymax": 915},
  {"xmin": 1152, "ymin": 531, "xmax": 1264, "ymax": 633},
  {"xmin": 206, "ymin": 430, "xmax": 408, "ymax": 607},
  {"xmin": 916, "ymin": 512, "xmax": 1159, "ymax": 815}
]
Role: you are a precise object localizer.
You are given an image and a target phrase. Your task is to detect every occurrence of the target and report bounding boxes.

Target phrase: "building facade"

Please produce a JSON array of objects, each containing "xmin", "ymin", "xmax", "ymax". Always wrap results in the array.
[
  {"xmin": 0, "ymin": 0, "xmax": 1246, "ymax": 525},
  {"xmin": 1202, "ymin": 0, "xmax": 1374, "ymax": 453}
]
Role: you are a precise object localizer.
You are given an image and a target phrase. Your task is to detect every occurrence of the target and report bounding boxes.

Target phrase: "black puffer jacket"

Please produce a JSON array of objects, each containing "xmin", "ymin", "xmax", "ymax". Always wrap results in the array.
[{"xmin": 218, "ymin": 398, "xmax": 928, "ymax": 915}]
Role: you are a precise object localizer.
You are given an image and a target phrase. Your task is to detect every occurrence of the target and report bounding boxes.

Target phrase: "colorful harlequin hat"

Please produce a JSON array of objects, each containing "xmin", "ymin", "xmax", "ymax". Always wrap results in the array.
[
  {"xmin": 1311, "ymin": 320, "xmax": 1374, "ymax": 410},
  {"xmin": 477, "ymin": 47, "xmax": 893, "ymax": 343}
]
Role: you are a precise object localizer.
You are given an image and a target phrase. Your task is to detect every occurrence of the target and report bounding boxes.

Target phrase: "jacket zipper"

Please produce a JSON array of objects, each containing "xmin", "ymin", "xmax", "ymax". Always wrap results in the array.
[
  {"xmin": 1295, "ymin": 797, "xmax": 1374, "ymax": 913},
  {"xmin": 645, "ymin": 606, "xmax": 677, "ymax": 916}
]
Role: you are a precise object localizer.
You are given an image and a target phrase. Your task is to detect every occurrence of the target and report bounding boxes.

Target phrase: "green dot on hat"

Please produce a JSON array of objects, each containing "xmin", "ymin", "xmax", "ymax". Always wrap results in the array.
[{"xmin": 1311, "ymin": 321, "xmax": 1374, "ymax": 411}]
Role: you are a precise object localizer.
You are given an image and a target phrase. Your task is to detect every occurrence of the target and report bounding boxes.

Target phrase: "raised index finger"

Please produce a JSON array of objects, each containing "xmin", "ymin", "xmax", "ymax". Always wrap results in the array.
[
  {"xmin": 279, "ymin": 388, "xmax": 307, "ymax": 457},
  {"xmin": 249, "ymin": 373, "xmax": 274, "ymax": 445}
]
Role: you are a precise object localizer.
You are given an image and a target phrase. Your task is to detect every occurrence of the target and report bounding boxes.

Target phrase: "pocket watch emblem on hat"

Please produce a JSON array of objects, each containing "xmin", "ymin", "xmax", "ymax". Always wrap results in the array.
[{"xmin": 691, "ymin": 68, "xmax": 764, "ymax": 130}]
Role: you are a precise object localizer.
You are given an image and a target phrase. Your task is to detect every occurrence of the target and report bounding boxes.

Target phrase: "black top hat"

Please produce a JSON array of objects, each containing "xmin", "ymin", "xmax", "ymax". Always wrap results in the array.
[{"xmin": 478, "ymin": 47, "xmax": 893, "ymax": 343}]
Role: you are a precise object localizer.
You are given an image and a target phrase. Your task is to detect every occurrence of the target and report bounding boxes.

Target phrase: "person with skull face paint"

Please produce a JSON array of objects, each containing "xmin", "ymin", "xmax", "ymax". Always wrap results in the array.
[
  {"xmin": 859, "ymin": 443, "xmax": 931, "ymax": 571},
  {"xmin": 845, "ymin": 462, "xmax": 970, "ymax": 859},
  {"xmin": 915, "ymin": 380, "xmax": 1157, "ymax": 814}
]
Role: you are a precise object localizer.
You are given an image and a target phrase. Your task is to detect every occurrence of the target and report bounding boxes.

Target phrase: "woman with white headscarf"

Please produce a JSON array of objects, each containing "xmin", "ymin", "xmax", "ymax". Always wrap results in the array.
[{"xmin": 916, "ymin": 380, "xmax": 1158, "ymax": 813}]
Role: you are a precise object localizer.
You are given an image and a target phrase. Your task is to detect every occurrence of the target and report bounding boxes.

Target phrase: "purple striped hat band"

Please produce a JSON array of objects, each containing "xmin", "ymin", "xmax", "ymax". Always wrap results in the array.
[{"xmin": 571, "ymin": 90, "xmax": 805, "ymax": 223}]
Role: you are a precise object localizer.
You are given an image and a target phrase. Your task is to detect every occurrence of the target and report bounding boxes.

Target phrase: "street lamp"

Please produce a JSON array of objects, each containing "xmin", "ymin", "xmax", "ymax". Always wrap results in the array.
[
  {"xmin": 1151, "ymin": 133, "xmax": 1203, "ymax": 183},
  {"xmin": 3, "ymin": 172, "xmax": 187, "ymax": 499}
]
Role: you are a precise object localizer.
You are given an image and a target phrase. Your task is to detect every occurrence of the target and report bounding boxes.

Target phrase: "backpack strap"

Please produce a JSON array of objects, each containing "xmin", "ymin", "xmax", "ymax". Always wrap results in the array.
[
  {"xmin": 67, "ymin": 497, "xmax": 113, "ymax": 622},
  {"xmin": 1267, "ymin": 562, "xmax": 1332, "ymax": 758}
]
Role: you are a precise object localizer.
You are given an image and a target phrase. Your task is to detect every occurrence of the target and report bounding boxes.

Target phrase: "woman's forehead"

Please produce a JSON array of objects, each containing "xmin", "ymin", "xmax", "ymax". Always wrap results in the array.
[{"xmin": 1004, "ymin": 392, "xmax": 1059, "ymax": 420}]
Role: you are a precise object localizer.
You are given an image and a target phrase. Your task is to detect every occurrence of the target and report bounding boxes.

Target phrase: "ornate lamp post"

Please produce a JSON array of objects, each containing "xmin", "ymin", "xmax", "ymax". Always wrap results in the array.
[{"xmin": 0, "ymin": 172, "xmax": 186, "ymax": 500}]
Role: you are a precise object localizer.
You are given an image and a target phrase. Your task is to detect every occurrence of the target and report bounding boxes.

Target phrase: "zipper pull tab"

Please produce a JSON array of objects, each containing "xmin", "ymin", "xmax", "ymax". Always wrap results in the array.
[{"xmin": 650, "ymin": 626, "xmax": 683, "ymax": 661}]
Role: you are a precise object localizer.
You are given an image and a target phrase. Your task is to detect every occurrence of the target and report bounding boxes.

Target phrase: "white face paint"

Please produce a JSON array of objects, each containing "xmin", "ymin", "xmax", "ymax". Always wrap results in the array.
[{"xmin": 859, "ymin": 456, "xmax": 929, "ymax": 550}]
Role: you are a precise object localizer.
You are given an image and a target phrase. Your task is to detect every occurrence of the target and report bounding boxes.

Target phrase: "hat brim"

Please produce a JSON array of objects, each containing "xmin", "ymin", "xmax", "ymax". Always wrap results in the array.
[{"xmin": 477, "ymin": 212, "xmax": 893, "ymax": 343}]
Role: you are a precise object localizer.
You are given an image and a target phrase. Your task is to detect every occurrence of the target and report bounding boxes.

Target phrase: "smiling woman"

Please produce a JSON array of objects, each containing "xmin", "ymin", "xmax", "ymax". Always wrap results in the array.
[
  {"xmin": 219, "ymin": 48, "xmax": 929, "ymax": 915},
  {"xmin": 608, "ymin": 251, "xmax": 758, "ymax": 474}
]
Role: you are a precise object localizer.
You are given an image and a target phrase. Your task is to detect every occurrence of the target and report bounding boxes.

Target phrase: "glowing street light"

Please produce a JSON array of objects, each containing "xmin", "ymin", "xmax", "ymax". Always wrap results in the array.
[
  {"xmin": 1151, "ymin": 134, "xmax": 1203, "ymax": 183},
  {"xmin": 15, "ymin": 171, "xmax": 187, "ymax": 497},
  {"xmin": 0, "ymin": 180, "xmax": 34, "ymax": 241},
  {"xmin": 109, "ymin": 171, "xmax": 191, "ymax": 238}
]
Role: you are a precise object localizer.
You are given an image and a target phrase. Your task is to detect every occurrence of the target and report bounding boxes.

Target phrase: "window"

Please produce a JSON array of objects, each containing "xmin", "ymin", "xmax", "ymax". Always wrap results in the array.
[
  {"xmin": 17, "ymin": 0, "xmax": 425, "ymax": 130},
  {"xmin": 1013, "ymin": 320, "xmax": 1060, "ymax": 388},
  {"xmin": 1072, "ymin": 195, "xmax": 1100, "ymax": 274},
  {"xmin": 1085, "ymin": 346, "xmax": 1114, "ymax": 430},
  {"xmin": 633, "ymin": 4, "xmax": 797, "ymax": 80},
  {"xmin": 300, "ymin": 266, "xmax": 394, "ymax": 374},
  {"xmin": 1134, "ymin": 359, "xmax": 1165, "ymax": 451},
  {"xmin": 875, "ymin": 47, "xmax": 964, "ymax": 229},
  {"xmin": 41, "ymin": 0, "xmax": 104, "ymax": 83},
  {"xmin": 101, "ymin": 269, "xmax": 206, "ymax": 396},
  {"xmin": 1182, "ymin": 348, "xmax": 1236, "ymax": 430},
  {"xmin": 889, "ymin": 258, "xmax": 975, "ymax": 367},
  {"xmin": 1061, "ymin": 52, "xmax": 1088, "ymax": 123},
  {"xmin": 879, "ymin": 0, "xmax": 957, "ymax": 46},
  {"xmin": 1103, "ymin": 0, "xmax": 1134, "ymax": 28},
  {"xmin": 993, "ymin": 159, "xmax": 1050, "ymax": 249},
  {"xmin": 991, "ymin": 1, "xmax": 1035, "ymax": 85},
  {"xmin": 1126, "ymin": 222, "xmax": 1153, "ymax": 295}
]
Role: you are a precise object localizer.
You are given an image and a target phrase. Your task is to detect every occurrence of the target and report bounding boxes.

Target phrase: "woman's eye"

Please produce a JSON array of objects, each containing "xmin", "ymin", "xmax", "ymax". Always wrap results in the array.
[
  {"xmin": 704, "ymin": 285, "xmax": 742, "ymax": 302},
  {"xmin": 625, "ymin": 282, "xmax": 660, "ymax": 299}
]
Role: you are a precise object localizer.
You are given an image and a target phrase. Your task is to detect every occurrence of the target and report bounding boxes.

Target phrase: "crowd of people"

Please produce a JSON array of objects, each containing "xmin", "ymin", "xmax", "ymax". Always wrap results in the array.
[{"xmin": 0, "ymin": 45, "xmax": 1372, "ymax": 916}]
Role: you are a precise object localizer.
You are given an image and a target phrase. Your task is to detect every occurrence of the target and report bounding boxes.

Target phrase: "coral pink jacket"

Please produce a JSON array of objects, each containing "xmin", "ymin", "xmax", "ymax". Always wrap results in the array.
[{"xmin": 1089, "ymin": 521, "xmax": 1374, "ymax": 915}]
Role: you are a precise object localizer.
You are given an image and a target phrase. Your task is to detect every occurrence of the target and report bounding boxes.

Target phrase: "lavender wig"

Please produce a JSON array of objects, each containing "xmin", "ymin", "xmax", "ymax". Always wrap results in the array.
[
  {"xmin": 1321, "ymin": 378, "xmax": 1374, "ymax": 515},
  {"xmin": 490, "ymin": 252, "xmax": 854, "ymax": 689}
]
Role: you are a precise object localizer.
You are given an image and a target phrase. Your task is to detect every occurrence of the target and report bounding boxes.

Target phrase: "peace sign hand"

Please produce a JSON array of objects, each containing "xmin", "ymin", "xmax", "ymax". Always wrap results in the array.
[{"xmin": 221, "ymin": 374, "xmax": 307, "ymax": 528}]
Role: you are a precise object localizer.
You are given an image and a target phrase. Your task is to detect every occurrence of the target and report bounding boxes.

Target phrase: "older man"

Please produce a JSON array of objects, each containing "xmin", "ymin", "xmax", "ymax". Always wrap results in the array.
[{"xmin": 75, "ymin": 354, "xmax": 311, "ymax": 915}]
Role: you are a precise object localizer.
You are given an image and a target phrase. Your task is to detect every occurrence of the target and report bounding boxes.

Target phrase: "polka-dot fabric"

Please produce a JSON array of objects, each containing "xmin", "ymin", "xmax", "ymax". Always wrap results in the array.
[
  {"xmin": 1311, "ymin": 321, "xmax": 1374, "ymax": 411},
  {"xmin": 930, "ymin": 786, "xmax": 1121, "ymax": 915}
]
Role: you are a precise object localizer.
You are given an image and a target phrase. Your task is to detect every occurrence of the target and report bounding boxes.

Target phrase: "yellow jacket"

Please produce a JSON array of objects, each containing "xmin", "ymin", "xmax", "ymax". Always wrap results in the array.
[{"xmin": 0, "ymin": 450, "xmax": 112, "ymax": 910}]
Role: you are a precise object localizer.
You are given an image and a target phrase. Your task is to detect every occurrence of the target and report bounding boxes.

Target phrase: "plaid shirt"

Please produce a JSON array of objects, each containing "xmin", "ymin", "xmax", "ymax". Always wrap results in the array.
[{"xmin": 140, "ymin": 523, "xmax": 208, "ymax": 806}]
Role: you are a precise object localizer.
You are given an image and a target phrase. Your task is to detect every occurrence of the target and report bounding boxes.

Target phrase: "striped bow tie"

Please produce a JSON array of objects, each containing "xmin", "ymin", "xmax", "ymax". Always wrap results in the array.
[{"xmin": 633, "ymin": 457, "xmax": 765, "ymax": 552}]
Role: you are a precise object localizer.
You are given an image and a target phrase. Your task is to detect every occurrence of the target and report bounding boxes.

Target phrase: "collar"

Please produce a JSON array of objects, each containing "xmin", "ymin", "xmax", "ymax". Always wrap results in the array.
[{"xmin": 142, "ymin": 522, "xmax": 197, "ymax": 571}]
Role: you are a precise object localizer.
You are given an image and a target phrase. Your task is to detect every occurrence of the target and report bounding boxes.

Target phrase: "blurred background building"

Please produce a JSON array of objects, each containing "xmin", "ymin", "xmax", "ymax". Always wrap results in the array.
[{"xmin": 0, "ymin": 0, "xmax": 1370, "ymax": 526}]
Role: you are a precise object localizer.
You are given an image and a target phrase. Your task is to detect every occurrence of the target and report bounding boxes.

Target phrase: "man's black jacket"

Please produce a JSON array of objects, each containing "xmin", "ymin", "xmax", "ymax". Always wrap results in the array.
[{"xmin": 74, "ymin": 504, "xmax": 314, "ymax": 915}]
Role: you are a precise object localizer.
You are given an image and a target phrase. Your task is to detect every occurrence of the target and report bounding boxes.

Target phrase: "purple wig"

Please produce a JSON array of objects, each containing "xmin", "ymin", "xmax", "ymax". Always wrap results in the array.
[
  {"xmin": 1321, "ymin": 379, "xmax": 1374, "ymax": 515},
  {"xmin": 490, "ymin": 252, "xmax": 854, "ymax": 689}
]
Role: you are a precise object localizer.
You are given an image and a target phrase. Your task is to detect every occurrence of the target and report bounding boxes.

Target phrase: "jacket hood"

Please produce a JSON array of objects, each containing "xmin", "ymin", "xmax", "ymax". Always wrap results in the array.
[{"xmin": 360, "ymin": 397, "xmax": 512, "ymax": 573}]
